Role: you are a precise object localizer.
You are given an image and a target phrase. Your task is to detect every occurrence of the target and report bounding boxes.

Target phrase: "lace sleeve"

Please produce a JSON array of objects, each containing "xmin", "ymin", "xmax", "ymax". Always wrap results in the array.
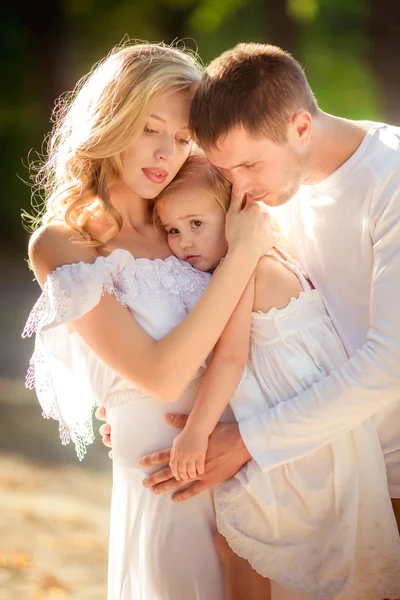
[{"xmin": 22, "ymin": 257, "xmax": 120, "ymax": 460}]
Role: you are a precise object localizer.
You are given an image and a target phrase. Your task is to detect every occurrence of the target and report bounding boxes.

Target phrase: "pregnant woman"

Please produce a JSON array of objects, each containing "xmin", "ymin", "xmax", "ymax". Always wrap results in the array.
[{"xmin": 23, "ymin": 42, "xmax": 274, "ymax": 599}]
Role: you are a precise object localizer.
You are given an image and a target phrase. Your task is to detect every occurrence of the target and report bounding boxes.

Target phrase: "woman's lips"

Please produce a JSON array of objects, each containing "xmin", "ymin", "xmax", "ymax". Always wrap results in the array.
[{"xmin": 142, "ymin": 168, "xmax": 168, "ymax": 184}]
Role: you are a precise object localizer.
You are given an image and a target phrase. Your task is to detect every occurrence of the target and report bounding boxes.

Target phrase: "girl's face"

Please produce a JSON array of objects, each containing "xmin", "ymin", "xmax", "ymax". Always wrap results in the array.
[
  {"xmin": 157, "ymin": 185, "xmax": 228, "ymax": 272},
  {"xmin": 121, "ymin": 91, "xmax": 193, "ymax": 199}
]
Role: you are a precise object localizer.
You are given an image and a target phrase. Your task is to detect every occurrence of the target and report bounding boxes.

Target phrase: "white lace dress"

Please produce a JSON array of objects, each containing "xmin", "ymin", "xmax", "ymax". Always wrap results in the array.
[
  {"xmin": 23, "ymin": 249, "xmax": 233, "ymax": 600},
  {"xmin": 215, "ymin": 252, "xmax": 400, "ymax": 600}
]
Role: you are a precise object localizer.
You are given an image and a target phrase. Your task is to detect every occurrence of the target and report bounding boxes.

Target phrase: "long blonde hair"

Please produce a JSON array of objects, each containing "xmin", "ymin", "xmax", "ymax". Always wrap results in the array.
[{"xmin": 28, "ymin": 42, "xmax": 202, "ymax": 246}]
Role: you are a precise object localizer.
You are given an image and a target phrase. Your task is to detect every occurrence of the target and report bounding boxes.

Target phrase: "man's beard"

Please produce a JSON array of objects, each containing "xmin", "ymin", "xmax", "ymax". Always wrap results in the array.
[{"xmin": 270, "ymin": 151, "xmax": 305, "ymax": 207}]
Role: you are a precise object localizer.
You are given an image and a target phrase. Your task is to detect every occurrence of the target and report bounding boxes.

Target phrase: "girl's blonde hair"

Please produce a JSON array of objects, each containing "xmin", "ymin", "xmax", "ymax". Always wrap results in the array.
[
  {"xmin": 155, "ymin": 152, "xmax": 231, "ymax": 222},
  {"xmin": 28, "ymin": 42, "xmax": 202, "ymax": 246}
]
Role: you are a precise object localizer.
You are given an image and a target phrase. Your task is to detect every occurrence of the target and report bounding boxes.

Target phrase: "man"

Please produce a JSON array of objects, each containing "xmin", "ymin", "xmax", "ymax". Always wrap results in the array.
[{"xmin": 99, "ymin": 41, "xmax": 400, "ymax": 540}]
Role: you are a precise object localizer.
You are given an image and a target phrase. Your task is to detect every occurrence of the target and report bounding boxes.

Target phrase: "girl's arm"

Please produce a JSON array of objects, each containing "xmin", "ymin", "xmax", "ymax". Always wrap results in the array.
[
  {"xmin": 29, "ymin": 198, "xmax": 273, "ymax": 404},
  {"xmin": 169, "ymin": 276, "xmax": 255, "ymax": 481}
]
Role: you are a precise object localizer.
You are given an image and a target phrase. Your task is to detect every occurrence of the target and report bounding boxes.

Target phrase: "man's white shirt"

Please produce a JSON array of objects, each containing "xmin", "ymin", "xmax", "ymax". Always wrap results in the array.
[{"xmin": 240, "ymin": 123, "xmax": 400, "ymax": 498}]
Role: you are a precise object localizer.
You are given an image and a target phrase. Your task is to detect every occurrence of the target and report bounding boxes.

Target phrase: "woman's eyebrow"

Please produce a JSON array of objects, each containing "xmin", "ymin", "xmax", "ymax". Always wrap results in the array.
[{"xmin": 150, "ymin": 113, "xmax": 190, "ymax": 129}]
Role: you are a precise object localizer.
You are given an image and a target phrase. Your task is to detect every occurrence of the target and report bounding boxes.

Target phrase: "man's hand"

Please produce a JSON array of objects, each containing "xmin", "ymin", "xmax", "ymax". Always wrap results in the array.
[
  {"xmin": 139, "ymin": 413, "xmax": 251, "ymax": 502},
  {"xmin": 95, "ymin": 406, "xmax": 112, "ymax": 458}
]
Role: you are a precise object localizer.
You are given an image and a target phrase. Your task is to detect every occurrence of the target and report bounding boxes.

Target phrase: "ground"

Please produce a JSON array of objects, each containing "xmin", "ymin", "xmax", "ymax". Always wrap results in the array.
[{"xmin": 0, "ymin": 379, "xmax": 112, "ymax": 600}]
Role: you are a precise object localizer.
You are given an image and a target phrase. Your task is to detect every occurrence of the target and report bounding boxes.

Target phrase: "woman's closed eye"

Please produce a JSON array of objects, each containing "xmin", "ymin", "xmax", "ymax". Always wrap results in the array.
[
  {"xmin": 176, "ymin": 136, "xmax": 191, "ymax": 146},
  {"xmin": 144, "ymin": 126, "xmax": 190, "ymax": 146}
]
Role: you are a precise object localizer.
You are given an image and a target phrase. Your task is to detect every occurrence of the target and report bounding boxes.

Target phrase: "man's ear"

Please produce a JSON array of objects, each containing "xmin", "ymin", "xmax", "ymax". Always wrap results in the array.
[{"xmin": 290, "ymin": 110, "xmax": 312, "ymax": 146}]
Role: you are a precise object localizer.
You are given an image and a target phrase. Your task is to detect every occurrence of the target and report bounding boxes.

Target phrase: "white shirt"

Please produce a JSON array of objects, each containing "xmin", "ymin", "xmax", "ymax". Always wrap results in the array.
[{"xmin": 240, "ymin": 123, "xmax": 400, "ymax": 498}]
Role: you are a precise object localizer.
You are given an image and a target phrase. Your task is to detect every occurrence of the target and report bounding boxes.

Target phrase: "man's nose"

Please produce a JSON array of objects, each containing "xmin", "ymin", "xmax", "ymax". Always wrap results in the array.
[{"xmin": 231, "ymin": 172, "xmax": 250, "ymax": 198}]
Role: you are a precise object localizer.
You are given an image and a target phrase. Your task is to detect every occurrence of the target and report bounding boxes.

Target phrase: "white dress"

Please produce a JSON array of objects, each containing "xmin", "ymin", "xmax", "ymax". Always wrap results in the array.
[
  {"xmin": 23, "ymin": 249, "xmax": 232, "ymax": 600},
  {"xmin": 215, "ymin": 252, "xmax": 400, "ymax": 600}
]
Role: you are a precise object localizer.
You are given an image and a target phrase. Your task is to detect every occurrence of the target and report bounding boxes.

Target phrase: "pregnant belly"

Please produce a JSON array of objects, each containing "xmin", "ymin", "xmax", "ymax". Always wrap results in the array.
[
  {"xmin": 106, "ymin": 374, "xmax": 235, "ymax": 470},
  {"xmin": 105, "ymin": 377, "xmax": 201, "ymax": 469}
]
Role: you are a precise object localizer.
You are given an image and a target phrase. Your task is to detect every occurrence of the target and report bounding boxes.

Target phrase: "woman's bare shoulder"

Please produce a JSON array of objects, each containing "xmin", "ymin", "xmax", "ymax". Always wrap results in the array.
[{"xmin": 29, "ymin": 223, "xmax": 99, "ymax": 287}]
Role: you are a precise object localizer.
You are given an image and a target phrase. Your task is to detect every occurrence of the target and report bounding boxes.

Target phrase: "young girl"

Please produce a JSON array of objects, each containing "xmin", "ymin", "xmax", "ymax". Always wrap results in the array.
[{"xmin": 155, "ymin": 153, "xmax": 400, "ymax": 600}]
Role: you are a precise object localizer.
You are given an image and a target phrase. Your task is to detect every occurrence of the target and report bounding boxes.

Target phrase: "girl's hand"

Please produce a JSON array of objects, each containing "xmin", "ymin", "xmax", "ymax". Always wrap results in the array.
[
  {"xmin": 225, "ymin": 193, "xmax": 275, "ymax": 260},
  {"xmin": 169, "ymin": 428, "xmax": 209, "ymax": 482}
]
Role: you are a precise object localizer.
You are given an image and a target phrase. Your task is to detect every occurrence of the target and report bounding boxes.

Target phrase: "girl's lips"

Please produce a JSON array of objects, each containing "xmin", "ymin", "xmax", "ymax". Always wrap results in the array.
[
  {"xmin": 142, "ymin": 168, "xmax": 168, "ymax": 184},
  {"xmin": 184, "ymin": 255, "xmax": 201, "ymax": 265}
]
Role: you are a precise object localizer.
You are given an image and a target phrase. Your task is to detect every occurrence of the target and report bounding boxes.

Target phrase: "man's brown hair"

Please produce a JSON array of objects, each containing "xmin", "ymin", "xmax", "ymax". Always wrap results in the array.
[{"xmin": 190, "ymin": 43, "xmax": 318, "ymax": 149}]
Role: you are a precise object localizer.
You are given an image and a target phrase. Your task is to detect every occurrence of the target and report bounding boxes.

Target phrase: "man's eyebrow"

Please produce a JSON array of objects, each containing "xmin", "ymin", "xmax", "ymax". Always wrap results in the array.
[{"xmin": 149, "ymin": 114, "xmax": 190, "ymax": 129}]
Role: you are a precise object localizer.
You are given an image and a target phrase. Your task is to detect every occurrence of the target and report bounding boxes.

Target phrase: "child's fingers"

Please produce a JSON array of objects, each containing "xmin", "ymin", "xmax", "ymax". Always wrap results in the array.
[
  {"xmin": 228, "ymin": 191, "xmax": 244, "ymax": 214},
  {"xmin": 178, "ymin": 460, "xmax": 190, "ymax": 482},
  {"xmin": 169, "ymin": 457, "xmax": 181, "ymax": 482},
  {"xmin": 196, "ymin": 456, "xmax": 205, "ymax": 476},
  {"xmin": 187, "ymin": 460, "xmax": 198, "ymax": 480}
]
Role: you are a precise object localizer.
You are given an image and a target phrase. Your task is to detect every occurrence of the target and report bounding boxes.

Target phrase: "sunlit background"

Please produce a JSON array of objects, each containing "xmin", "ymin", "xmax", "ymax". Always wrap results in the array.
[{"xmin": 1, "ymin": 0, "xmax": 399, "ymax": 598}]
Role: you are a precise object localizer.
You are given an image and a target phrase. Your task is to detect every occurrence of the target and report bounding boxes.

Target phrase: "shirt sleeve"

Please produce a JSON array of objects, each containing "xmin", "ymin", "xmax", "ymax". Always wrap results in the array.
[{"xmin": 239, "ymin": 171, "xmax": 400, "ymax": 472}]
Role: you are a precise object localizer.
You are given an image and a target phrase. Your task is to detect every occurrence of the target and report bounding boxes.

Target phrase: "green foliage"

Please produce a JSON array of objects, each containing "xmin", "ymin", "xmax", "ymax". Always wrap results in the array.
[{"xmin": 1, "ymin": 0, "xmax": 394, "ymax": 245}]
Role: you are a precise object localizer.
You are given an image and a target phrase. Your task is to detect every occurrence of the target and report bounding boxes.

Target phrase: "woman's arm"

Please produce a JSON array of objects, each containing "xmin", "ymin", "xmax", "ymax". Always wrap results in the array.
[
  {"xmin": 30, "ymin": 198, "xmax": 273, "ymax": 403},
  {"xmin": 169, "ymin": 277, "xmax": 255, "ymax": 480}
]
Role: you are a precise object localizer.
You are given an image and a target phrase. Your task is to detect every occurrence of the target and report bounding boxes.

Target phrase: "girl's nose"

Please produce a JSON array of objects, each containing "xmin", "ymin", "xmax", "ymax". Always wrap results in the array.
[{"xmin": 179, "ymin": 236, "xmax": 193, "ymax": 249}]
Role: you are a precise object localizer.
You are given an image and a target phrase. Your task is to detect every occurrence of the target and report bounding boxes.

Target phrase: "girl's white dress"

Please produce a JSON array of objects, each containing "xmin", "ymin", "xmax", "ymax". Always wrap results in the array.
[
  {"xmin": 23, "ymin": 249, "xmax": 231, "ymax": 600},
  {"xmin": 215, "ymin": 251, "xmax": 400, "ymax": 600}
]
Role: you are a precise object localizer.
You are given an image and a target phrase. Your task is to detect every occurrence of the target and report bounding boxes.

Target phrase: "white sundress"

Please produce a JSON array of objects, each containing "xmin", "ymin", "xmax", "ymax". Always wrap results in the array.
[
  {"xmin": 22, "ymin": 249, "xmax": 235, "ymax": 600},
  {"xmin": 215, "ymin": 251, "xmax": 400, "ymax": 600}
]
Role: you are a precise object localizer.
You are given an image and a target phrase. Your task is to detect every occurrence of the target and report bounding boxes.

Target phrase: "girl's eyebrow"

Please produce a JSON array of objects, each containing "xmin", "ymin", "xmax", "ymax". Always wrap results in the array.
[{"xmin": 162, "ymin": 214, "xmax": 204, "ymax": 228}]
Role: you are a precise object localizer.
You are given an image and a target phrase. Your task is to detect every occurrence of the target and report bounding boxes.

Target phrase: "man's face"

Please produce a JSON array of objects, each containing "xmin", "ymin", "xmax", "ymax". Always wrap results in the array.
[{"xmin": 204, "ymin": 125, "xmax": 308, "ymax": 207}]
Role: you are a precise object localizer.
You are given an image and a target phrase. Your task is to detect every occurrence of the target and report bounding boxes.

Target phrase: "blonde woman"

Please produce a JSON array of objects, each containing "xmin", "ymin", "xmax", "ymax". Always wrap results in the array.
[{"xmin": 23, "ymin": 43, "xmax": 274, "ymax": 599}]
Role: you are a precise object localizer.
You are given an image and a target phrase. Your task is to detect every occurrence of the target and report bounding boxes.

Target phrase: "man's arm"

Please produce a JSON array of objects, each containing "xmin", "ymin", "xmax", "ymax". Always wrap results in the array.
[
  {"xmin": 139, "ymin": 179, "xmax": 400, "ymax": 501},
  {"xmin": 240, "ymin": 177, "xmax": 400, "ymax": 472}
]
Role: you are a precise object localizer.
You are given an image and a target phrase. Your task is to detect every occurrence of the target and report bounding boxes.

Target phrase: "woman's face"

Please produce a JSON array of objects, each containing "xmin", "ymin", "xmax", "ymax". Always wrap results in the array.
[{"xmin": 121, "ymin": 90, "xmax": 193, "ymax": 199}]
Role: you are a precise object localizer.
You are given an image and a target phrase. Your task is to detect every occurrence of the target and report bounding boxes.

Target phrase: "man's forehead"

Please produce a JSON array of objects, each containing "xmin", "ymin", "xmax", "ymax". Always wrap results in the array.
[{"xmin": 205, "ymin": 135, "xmax": 259, "ymax": 170}]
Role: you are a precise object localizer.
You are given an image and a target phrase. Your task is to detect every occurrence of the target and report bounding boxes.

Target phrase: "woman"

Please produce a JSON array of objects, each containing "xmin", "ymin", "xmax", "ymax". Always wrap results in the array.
[{"xmin": 23, "ymin": 42, "xmax": 274, "ymax": 599}]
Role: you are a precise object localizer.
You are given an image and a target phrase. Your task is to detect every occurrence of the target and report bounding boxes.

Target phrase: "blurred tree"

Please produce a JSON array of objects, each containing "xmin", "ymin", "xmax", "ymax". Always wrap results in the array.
[
  {"xmin": 2, "ymin": 0, "xmax": 399, "ymax": 248},
  {"xmin": 368, "ymin": 0, "xmax": 400, "ymax": 125}
]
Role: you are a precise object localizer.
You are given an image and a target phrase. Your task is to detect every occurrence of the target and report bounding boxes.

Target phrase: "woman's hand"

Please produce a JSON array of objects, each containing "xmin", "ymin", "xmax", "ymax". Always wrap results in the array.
[
  {"xmin": 169, "ymin": 427, "xmax": 209, "ymax": 481},
  {"xmin": 225, "ymin": 193, "xmax": 275, "ymax": 260}
]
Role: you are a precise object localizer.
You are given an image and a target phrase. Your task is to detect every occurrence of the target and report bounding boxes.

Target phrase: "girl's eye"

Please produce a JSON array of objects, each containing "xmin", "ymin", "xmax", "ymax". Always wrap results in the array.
[
  {"xmin": 191, "ymin": 220, "xmax": 202, "ymax": 228},
  {"xmin": 167, "ymin": 228, "xmax": 179, "ymax": 235},
  {"xmin": 144, "ymin": 126, "xmax": 158, "ymax": 134}
]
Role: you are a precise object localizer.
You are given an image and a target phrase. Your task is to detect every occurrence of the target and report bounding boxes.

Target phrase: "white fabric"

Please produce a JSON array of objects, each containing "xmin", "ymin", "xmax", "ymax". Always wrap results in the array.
[
  {"xmin": 23, "ymin": 249, "xmax": 234, "ymax": 600},
  {"xmin": 215, "ymin": 252, "xmax": 400, "ymax": 600},
  {"xmin": 240, "ymin": 122, "xmax": 400, "ymax": 499}
]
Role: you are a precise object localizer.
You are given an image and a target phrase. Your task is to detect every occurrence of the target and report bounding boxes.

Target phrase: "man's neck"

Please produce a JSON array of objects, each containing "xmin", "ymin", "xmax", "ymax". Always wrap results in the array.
[{"xmin": 304, "ymin": 112, "xmax": 372, "ymax": 186}]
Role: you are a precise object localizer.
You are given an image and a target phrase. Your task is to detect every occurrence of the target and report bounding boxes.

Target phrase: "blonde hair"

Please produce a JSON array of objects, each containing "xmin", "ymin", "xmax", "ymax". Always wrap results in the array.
[
  {"xmin": 155, "ymin": 152, "xmax": 283, "ymax": 244},
  {"xmin": 155, "ymin": 152, "xmax": 231, "ymax": 223},
  {"xmin": 28, "ymin": 42, "xmax": 202, "ymax": 245}
]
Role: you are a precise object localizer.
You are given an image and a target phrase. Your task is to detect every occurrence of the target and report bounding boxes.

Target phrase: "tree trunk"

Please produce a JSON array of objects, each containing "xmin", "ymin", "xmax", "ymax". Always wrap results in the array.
[{"xmin": 368, "ymin": 0, "xmax": 400, "ymax": 124}]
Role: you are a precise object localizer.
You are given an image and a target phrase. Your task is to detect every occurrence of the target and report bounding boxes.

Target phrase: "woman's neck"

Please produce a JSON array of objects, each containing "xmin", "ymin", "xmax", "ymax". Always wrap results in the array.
[{"xmin": 108, "ymin": 180, "xmax": 153, "ymax": 232}]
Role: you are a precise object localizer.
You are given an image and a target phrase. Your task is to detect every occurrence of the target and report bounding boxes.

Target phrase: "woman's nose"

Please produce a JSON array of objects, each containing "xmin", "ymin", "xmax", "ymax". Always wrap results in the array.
[{"xmin": 155, "ymin": 135, "xmax": 175, "ymax": 161}]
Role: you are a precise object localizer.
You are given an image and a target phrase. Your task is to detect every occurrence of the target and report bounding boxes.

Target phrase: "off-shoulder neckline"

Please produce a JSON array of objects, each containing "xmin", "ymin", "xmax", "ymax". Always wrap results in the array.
[{"xmin": 49, "ymin": 248, "xmax": 185, "ymax": 276}]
